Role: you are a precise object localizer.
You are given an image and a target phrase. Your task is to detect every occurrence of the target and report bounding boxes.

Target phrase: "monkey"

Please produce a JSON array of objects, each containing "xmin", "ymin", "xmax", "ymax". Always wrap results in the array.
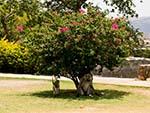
[
  {"xmin": 52, "ymin": 75, "xmax": 60, "ymax": 95},
  {"xmin": 77, "ymin": 73, "xmax": 94, "ymax": 96}
]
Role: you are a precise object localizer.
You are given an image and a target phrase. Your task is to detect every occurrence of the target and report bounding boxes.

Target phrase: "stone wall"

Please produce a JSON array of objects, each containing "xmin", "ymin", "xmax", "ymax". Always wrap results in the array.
[{"xmin": 93, "ymin": 57, "xmax": 150, "ymax": 78}]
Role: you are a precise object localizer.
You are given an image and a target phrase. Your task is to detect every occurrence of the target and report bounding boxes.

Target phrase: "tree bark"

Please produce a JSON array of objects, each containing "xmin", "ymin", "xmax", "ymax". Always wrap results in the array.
[
  {"xmin": 72, "ymin": 76, "xmax": 79, "ymax": 89},
  {"xmin": 1, "ymin": 16, "xmax": 9, "ymax": 38}
]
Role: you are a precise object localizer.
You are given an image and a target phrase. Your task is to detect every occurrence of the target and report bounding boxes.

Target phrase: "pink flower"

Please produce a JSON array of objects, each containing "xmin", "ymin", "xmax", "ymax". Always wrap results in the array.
[
  {"xmin": 79, "ymin": 7, "xmax": 87, "ymax": 14},
  {"xmin": 59, "ymin": 27, "xmax": 70, "ymax": 33},
  {"xmin": 79, "ymin": 8, "xmax": 86, "ymax": 14},
  {"xmin": 112, "ymin": 23, "xmax": 119, "ymax": 30},
  {"xmin": 16, "ymin": 25, "xmax": 24, "ymax": 32}
]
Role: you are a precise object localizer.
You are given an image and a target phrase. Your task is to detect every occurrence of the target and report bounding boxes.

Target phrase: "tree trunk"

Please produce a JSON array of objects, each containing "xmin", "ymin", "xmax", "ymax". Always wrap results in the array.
[
  {"xmin": 72, "ymin": 76, "xmax": 79, "ymax": 89},
  {"xmin": 1, "ymin": 16, "xmax": 9, "ymax": 38},
  {"xmin": 76, "ymin": 73, "xmax": 95, "ymax": 96}
]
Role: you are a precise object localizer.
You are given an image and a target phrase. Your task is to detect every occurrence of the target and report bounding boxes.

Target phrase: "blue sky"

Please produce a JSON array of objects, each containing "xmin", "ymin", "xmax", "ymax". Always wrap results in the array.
[{"xmin": 91, "ymin": 0, "xmax": 150, "ymax": 17}]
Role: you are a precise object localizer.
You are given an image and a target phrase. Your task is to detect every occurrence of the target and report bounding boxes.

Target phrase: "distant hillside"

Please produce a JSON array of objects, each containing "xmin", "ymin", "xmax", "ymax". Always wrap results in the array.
[{"xmin": 130, "ymin": 17, "xmax": 150, "ymax": 39}]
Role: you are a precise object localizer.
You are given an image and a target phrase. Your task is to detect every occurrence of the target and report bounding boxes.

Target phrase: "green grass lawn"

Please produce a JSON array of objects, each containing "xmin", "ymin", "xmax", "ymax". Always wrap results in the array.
[{"xmin": 0, "ymin": 77, "xmax": 150, "ymax": 113}]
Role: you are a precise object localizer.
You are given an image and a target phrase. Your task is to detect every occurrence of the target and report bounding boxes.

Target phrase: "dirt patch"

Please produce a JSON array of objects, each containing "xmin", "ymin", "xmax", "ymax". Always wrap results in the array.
[
  {"xmin": 18, "ymin": 106, "xmax": 150, "ymax": 113},
  {"xmin": 131, "ymin": 88, "xmax": 150, "ymax": 96},
  {"xmin": 0, "ymin": 80, "xmax": 47, "ymax": 89}
]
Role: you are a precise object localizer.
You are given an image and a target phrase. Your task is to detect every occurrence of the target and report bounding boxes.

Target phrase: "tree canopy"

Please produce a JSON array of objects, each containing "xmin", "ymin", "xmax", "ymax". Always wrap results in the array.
[
  {"xmin": 44, "ymin": 0, "xmax": 142, "ymax": 17},
  {"xmin": 0, "ymin": 0, "xmax": 143, "ymax": 95}
]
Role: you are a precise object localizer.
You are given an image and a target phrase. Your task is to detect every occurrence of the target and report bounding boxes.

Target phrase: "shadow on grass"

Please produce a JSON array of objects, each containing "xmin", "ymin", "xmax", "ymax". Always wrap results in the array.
[{"xmin": 26, "ymin": 89, "xmax": 130, "ymax": 100}]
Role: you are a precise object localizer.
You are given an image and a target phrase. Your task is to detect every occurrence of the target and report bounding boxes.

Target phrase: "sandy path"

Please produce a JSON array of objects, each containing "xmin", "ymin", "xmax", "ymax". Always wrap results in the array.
[{"xmin": 0, "ymin": 79, "xmax": 46, "ymax": 88}]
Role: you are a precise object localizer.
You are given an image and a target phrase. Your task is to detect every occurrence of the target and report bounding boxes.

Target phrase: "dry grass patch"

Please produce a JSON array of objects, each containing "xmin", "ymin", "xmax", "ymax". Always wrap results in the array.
[{"xmin": 0, "ymin": 77, "xmax": 150, "ymax": 113}]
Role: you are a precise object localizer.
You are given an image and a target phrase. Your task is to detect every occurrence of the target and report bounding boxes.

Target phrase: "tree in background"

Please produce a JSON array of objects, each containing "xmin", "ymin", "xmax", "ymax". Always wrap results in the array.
[{"xmin": 43, "ymin": 0, "xmax": 141, "ymax": 17}]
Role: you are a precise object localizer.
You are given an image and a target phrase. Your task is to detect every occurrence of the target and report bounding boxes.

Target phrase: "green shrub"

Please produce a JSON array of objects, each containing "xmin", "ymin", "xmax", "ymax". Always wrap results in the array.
[
  {"xmin": 0, "ymin": 38, "xmax": 31, "ymax": 73},
  {"xmin": 133, "ymin": 48, "xmax": 150, "ymax": 58}
]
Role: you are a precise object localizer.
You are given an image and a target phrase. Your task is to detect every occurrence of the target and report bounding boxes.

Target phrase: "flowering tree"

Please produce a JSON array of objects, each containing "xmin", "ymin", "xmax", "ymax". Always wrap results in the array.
[
  {"xmin": 0, "ymin": 0, "xmax": 142, "ymax": 96},
  {"xmin": 22, "ymin": 5, "xmax": 142, "ymax": 95},
  {"xmin": 59, "ymin": 10, "xmax": 140, "ymax": 95}
]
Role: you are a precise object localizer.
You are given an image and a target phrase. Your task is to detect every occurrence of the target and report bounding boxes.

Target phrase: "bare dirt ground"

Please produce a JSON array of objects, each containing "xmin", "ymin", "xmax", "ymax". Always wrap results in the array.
[{"xmin": 0, "ymin": 79, "xmax": 46, "ymax": 89}]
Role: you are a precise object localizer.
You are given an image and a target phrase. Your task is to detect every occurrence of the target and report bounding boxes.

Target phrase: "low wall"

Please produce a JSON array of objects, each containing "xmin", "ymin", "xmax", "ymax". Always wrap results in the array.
[{"xmin": 93, "ymin": 57, "xmax": 150, "ymax": 78}]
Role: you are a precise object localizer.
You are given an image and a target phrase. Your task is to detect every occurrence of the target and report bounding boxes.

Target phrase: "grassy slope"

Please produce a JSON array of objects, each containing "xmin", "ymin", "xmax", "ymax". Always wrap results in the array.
[{"xmin": 0, "ymin": 78, "xmax": 150, "ymax": 113}]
